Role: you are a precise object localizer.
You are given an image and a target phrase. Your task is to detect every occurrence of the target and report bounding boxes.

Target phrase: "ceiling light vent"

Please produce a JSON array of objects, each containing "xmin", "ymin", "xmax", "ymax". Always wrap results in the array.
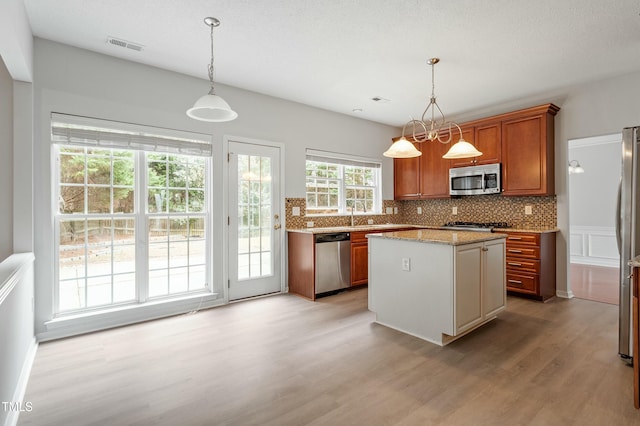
[{"xmin": 107, "ymin": 37, "xmax": 144, "ymax": 52}]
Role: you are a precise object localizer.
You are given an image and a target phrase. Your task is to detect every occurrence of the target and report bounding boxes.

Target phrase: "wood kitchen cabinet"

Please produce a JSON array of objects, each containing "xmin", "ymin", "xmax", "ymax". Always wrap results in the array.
[
  {"xmin": 350, "ymin": 231, "xmax": 369, "ymax": 286},
  {"xmin": 393, "ymin": 138, "xmax": 451, "ymax": 200},
  {"xmin": 504, "ymin": 230, "xmax": 556, "ymax": 301},
  {"xmin": 392, "ymin": 103, "xmax": 559, "ymax": 198},
  {"xmin": 393, "ymin": 143, "xmax": 421, "ymax": 199},
  {"xmin": 501, "ymin": 104, "xmax": 559, "ymax": 196}
]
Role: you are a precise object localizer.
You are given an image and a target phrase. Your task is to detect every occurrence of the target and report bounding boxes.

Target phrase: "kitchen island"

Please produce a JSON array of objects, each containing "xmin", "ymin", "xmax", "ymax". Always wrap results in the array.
[{"xmin": 367, "ymin": 229, "xmax": 507, "ymax": 346}]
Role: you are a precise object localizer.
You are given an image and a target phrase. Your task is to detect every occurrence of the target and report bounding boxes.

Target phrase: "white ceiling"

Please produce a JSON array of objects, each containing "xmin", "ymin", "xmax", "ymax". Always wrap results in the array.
[{"xmin": 23, "ymin": 0, "xmax": 640, "ymax": 127}]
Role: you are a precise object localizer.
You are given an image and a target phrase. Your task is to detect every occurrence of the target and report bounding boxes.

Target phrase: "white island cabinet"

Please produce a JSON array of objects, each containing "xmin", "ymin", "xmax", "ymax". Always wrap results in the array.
[{"xmin": 367, "ymin": 229, "xmax": 506, "ymax": 346}]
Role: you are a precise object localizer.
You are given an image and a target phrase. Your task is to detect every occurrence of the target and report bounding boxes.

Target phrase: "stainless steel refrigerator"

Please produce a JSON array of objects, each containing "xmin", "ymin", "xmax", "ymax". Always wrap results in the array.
[{"xmin": 617, "ymin": 126, "xmax": 640, "ymax": 362}]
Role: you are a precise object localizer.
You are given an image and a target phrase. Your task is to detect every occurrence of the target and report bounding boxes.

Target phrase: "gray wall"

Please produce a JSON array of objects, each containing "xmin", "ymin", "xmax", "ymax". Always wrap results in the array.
[{"xmin": 0, "ymin": 57, "xmax": 13, "ymax": 261}]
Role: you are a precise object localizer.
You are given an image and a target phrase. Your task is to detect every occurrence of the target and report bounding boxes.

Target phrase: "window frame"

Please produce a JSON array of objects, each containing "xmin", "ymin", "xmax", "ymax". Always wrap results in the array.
[
  {"xmin": 305, "ymin": 152, "xmax": 382, "ymax": 216},
  {"xmin": 51, "ymin": 114, "xmax": 213, "ymax": 316}
]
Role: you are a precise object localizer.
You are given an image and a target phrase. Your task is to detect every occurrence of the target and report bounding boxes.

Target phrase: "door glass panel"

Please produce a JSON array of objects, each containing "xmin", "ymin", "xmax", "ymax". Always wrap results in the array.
[{"xmin": 237, "ymin": 154, "xmax": 272, "ymax": 280}]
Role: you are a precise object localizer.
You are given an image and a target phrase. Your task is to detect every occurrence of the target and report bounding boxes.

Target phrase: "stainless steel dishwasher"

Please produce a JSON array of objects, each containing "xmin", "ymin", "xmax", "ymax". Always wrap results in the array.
[{"xmin": 315, "ymin": 232, "xmax": 351, "ymax": 295}]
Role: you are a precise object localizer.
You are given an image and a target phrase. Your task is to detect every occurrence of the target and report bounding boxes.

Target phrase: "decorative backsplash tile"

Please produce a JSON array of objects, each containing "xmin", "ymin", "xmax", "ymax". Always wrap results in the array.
[
  {"xmin": 398, "ymin": 195, "xmax": 556, "ymax": 229},
  {"xmin": 285, "ymin": 199, "xmax": 402, "ymax": 229},
  {"xmin": 285, "ymin": 195, "xmax": 556, "ymax": 230}
]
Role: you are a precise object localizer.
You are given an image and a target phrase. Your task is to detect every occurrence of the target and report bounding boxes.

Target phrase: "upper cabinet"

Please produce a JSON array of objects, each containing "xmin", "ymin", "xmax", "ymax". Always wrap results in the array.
[
  {"xmin": 392, "ymin": 103, "xmax": 560, "ymax": 200},
  {"xmin": 501, "ymin": 104, "xmax": 560, "ymax": 196},
  {"xmin": 393, "ymin": 145, "xmax": 421, "ymax": 200},
  {"xmin": 393, "ymin": 139, "xmax": 451, "ymax": 199},
  {"xmin": 450, "ymin": 124, "xmax": 501, "ymax": 168}
]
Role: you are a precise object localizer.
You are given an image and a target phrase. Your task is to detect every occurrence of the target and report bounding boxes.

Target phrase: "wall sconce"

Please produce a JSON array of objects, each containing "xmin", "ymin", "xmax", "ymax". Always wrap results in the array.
[{"xmin": 568, "ymin": 160, "xmax": 585, "ymax": 174}]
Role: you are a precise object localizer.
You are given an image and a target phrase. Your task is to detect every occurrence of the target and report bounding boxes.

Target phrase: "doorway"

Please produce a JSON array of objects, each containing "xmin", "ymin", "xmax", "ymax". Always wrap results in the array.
[
  {"xmin": 568, "ymin": 134, "xmax": 621, "ymax": 304},
  {"xmin": 227, "ymin": 139, "xmax": 284, "ymax": 301}
]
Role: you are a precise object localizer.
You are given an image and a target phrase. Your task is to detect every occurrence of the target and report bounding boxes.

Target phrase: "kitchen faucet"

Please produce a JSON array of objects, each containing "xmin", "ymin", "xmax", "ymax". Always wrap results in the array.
[{"xmin": 350, "ymin": 200, "xmax": 366, "ymax": 226}]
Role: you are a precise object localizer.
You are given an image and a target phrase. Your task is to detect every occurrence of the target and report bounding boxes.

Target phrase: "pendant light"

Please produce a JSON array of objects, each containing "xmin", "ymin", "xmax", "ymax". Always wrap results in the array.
[
  {"xmin": 187, "ymin": 17, "xmax": 238, "ymax": 122},
  {"xmin": 384, "ymin": 58, "xmax": 482, "ymax": 160}
]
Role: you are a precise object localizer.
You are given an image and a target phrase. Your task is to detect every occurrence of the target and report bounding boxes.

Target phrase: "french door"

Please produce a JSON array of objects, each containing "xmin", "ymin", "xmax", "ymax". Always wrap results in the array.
[{"xmin": 228, "ymin": 140, "xmax": 282, "ymax": 300}]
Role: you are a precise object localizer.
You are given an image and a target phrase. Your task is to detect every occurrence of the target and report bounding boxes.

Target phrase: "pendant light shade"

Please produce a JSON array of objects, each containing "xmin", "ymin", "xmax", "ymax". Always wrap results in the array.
[
  {"xmin": 187, "ymin": 17, "xmax": 237, "ymax": 123},
  {"xmin": 383, "ymin": 137, "xmax": 422, "ymax": 158},
  {"xmin": 187, "ymin": 93, "xmax": 238, "ymax": 122},
  {"xmin": 443, "ymin": 138, "xmax": 483, "ymax": 159}
]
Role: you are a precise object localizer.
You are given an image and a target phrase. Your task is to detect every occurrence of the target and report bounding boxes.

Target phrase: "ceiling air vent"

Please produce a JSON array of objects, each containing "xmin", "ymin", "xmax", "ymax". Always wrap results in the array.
[
  {"xmin": 107, "ymin": 36, "xmax": 144, "ymax": 52},
  {"xmin": 371, "ymin": 96, "xmax": 390, "ymax": 103}
]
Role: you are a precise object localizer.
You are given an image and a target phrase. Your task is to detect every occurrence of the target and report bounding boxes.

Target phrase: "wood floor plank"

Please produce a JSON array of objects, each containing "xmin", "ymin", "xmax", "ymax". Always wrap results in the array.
[{"xmin": 19, "ymin": 288, "xmax": 640, "ymax": 425}]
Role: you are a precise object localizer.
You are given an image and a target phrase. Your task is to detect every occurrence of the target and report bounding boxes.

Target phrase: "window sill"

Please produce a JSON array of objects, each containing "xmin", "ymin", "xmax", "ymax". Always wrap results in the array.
[{"xmin": 40, "ymin": 291, "xmax": 222, "ymax": 341}]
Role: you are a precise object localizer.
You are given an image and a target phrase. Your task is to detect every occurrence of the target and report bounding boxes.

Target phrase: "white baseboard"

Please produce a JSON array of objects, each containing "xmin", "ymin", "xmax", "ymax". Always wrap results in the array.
[
  {"xmin": 556, "ymin": 290, "xmax": 574, "ymax": 299},
  {"xmin": 4, "ymin": 338, "xmax": 38, "ymax": 426}
]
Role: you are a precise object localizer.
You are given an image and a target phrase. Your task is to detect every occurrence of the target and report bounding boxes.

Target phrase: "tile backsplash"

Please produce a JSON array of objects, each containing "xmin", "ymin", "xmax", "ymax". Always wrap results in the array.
[
  {"xmin": 398, "ymin": 195, "xmax": 556, "ymax": 229},
  {"xmin": 285, "ymin": 198, "xmax": 402, "ymax": 229},
  {"xmin": 285, "ymin": 195, "xmax": 556, "ymax": 230}
]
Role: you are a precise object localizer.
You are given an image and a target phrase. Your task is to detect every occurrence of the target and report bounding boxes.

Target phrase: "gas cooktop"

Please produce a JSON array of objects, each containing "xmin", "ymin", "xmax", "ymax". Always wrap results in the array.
[{"xmin": 441, "ymin": 221, "xmax": 510, "ymax": 232}]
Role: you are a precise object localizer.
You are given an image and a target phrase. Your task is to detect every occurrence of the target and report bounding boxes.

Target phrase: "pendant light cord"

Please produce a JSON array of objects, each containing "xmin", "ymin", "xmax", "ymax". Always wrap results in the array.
[{"xmin": 208, "ymin": 22, "xmax": 216, "ymax": 95}]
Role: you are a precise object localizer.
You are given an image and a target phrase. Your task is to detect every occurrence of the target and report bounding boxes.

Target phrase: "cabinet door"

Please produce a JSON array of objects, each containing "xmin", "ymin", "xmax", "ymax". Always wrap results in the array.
[
  {"xmin": 474, "ymin": 122, "xmax": 501, "ymax": 165},
  {"xmin": 454, "ymin": 242, "xmax": 484, "ymax": 334},
  {"xmin": 483, "ymin": 239, "xmax": 506, "ymax": 318},
  {"xmin": 449, "ymin": 127, "xmax": 477, "ymax": 168},
  {"xmin": 419, "ymin": 140, "xmax": 451, "ymax": 199},
  {"xmin": 351, "ymin": 241, "xmax": 369, "ymax": 286},
  {"xmin": 501, "ymin": 114, "xmax": 553, "ymax": 196},
  {"xmin": 393, "ymin": 154, "xmax": 420, "ymax": 200}
]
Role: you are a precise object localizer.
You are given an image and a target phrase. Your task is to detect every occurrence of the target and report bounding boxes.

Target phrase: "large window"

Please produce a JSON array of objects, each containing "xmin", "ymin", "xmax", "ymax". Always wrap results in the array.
[
  {"xmin": 305, "ymin": 151, "xmax": 381, "ymax": 215},
  {"xmin": 53, "ymin": 114, "xmax": 211, "ymax": 315}
]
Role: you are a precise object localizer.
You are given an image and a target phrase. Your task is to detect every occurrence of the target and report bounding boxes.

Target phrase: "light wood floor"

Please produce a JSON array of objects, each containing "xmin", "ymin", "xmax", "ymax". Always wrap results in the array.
[
  {"xmin": 20, "ymin": 289, "xmax": 640, "ymax": 425},
  {"xmin": 571, "ymin": 263, "xmax": 620, "ymax": 305}
]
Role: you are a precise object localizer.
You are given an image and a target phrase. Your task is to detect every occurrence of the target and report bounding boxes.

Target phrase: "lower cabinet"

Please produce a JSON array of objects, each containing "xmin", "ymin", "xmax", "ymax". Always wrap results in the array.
[
  {"xmin": 350, "ymin": 231, "xmax": 369, "ymax": 286},
  {"xmin": 454, "ymin": 239, "xmax": 506, "ymax": 335},
  {"xmin": 504, "ymin": 231, "xmax": 556, "ymax": 301}
]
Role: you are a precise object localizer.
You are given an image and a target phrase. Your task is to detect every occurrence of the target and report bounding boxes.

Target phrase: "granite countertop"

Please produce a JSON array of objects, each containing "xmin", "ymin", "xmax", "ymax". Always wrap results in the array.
[
  {"xmin": 286, "ymin": 224, "xmax": 418, "ymax": 234},
  {"xmin": 366, "ymin": 229, "xmax": 507, "ymax": 246}
]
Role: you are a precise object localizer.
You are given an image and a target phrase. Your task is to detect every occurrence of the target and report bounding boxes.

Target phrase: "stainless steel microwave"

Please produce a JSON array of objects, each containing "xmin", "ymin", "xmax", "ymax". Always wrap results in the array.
[{"xmin": 449, "ymin": 163, "xmax": 501, "ymax": 196}]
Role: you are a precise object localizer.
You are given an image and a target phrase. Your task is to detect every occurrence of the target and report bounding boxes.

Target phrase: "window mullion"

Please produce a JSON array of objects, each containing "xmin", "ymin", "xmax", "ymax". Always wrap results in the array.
[
  {"xmin": 136, "ymin": 151, "xmax": 149, "ymax": 303},
  {"xmin": 339, "ymin": 165, "xmax": 346, "ymax": 214}
]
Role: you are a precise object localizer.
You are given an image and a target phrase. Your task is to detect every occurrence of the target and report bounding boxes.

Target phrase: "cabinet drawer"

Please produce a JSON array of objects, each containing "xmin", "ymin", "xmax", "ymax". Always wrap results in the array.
[
  {"xmin": 506, "ymin": 246, "xmax": 540, "ymax": 258},
  {"xmin": 505, "ymin": 233, "xmax": 539, "ymax": 246},
  {"xmin": 506, "ymin": 258, "xmax": 540, "ymax": 273},
  {"xmin": 506, "ymin": 273, "xmax": 538, "ymax": 294}
]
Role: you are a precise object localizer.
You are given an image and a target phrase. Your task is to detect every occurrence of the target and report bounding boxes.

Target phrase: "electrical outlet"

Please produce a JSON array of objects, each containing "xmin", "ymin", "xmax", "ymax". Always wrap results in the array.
[
  {"xmin": 394, "ymin": 207, "xmax": 398, "ymax": 214},
  {"xmin": 417, "ymin": 206, "xmax": 423, "ymax": 215},
  {"xmin": 306, "ymin": 221, "xmax": 314, "ymax": 228},
  {"xmin": 386, "ymin": 207, "xmax": 393, "ymax": 214},
  {"xmin": 368, "ymin": 219, "xmax": 374, "ymax": 224},
  {"xmin": 452, "ymin": 206, "xmax": 458, "ymax": 215},
  {"xmin": 525, "ymin": 205, "xmax": 532, "ymax": 215},
  {"xmin": 402, "ymin": 258, "xmax": 411, "ymax": 271},
  {"xmin": 292, "ymin": 206, "xmax": 300, "ymax": 216}
]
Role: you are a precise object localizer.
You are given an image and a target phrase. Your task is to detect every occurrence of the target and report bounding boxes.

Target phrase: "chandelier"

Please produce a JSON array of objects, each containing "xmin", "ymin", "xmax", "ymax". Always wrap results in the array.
[
  {"xmin": 384, "ymin": 58, "xmax": 482, "ymax": 159},
  {"xmin": 187, "ymin": 17, "xmax": 238, "ymax": 122}
]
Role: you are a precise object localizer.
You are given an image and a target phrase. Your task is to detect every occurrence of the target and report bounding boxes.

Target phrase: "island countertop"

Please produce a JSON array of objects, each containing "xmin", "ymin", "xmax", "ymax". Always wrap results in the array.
[{"xmin": 366, "ymin": 229, "xmax": 507, "ymax": 246}]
